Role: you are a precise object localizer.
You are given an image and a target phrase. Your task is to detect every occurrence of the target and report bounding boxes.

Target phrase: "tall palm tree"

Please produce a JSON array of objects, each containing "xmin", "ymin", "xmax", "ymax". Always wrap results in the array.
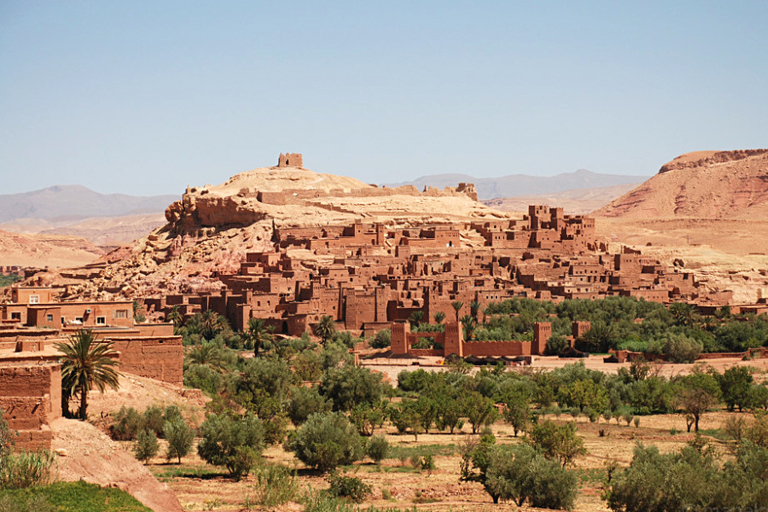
[
  {"xmin": 315, "ymin": 315, "xmax": 336, "ymax": 345},
  {"xmin": 451, "ymin": 301, "xmax": 464, "ymax": 322},
  {"xmin": 470, "ymin": 300, "xmax": 482, "ymax": 321},
  {"xmin": 55, "ymin": 329, "xmax": 121, "ymax": 420},
  {"xmin": 185, "ymin": 341, "xmax": 227, "ymax": 371},
  {"xmin": 167, "ymin": 305, "xmax": 184, "ymax": 333},
  {"xmin": 245, "ymin": 318, "xmax": 275, "ymax": 356}
]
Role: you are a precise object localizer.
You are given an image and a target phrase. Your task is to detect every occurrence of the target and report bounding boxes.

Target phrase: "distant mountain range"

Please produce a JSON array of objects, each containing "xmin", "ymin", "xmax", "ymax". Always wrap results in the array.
[
  {"xmin": 384, "ymin": 169, "xmax": 648, "ymax": 201},
  {"xmin": 0, "ymin": 185, "xmax": 177, "ymax": 223}
]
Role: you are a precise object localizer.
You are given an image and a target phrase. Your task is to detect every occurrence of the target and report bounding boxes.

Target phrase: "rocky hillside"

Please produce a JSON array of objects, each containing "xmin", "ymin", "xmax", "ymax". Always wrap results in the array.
[
  {"xmin": 28, "ymin": 163, "xmax": 510, "ymax": 299},
  {"xmin": 595, "ymin": 150, "xmax": 768, "ymax": 219}
]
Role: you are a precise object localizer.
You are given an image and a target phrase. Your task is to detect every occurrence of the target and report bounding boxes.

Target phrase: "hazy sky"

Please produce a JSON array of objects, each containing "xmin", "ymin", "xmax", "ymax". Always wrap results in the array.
[{"xmin": 1, "ymin": 1, "xmax": 766, "ymax": 196}]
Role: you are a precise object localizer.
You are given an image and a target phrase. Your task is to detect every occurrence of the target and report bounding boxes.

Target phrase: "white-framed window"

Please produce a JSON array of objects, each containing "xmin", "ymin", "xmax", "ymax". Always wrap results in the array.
[
  {"xmin": 46, "ymin": 314, "xmax": 53, "ymax": 322},
  {"xmin": 29, "ymin": 295, "xmax": 39, "ymax": 304},
  {"xmin": 96, "ymin": 316, "xmax": 106, "ymax": 325}
]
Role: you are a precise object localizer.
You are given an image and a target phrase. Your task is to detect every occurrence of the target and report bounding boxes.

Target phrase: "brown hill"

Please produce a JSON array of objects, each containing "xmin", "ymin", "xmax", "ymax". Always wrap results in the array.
[
  {"xmin": 32, "ymin": 162, "xmax": 511, "ymax": 299},
  {"xmin": 0, "ymin": 229, "xmax": 103, "ymax": 268},
  {"xmin": 595, "ymin": 149, "xmax": 768, "ymax": 219},
  {"xmin": 0, "ymin": 212, "xmax": 166, "ymax": 246}
]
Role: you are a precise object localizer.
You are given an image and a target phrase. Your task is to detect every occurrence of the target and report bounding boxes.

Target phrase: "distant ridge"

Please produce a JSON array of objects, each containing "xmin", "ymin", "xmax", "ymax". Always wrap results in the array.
[
  {"xmin": 383, "ymin": 169, "xmax": 647, "ymax": 200},
  {"xmin": 0, "ymin": 185, "xmax": 178, "ymax": 223}
]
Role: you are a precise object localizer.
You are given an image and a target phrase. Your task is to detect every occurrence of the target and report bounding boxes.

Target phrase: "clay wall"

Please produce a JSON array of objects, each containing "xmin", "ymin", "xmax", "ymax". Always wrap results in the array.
[
  {"xmin": 0, "ymin": 363, "xmax": 61, "ymax": 450},
  {"xmin": 463, "ymin": 341, "xmax": 532, "ymax": 357},
  {"xmin": 107, "ymin": 337, "xmax": 183, "ymax": 386}
]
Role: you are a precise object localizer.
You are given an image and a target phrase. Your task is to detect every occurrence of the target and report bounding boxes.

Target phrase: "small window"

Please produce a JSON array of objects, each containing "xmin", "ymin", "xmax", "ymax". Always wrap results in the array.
[
  {"xmin": 96, "ymin": 316, "xmax": 106, "ymax": 325},
  {"xmin": 29, "ymin": 295, "xmax": 39, "ymax": 304},
  {"xmin": 75, "ymin": 317, "xmax": 84, "ymax": 323},
  {"xmin": 11, "ymin": 312, "xmax": 21, "ymax": 320},
  {"xmin": 46, "ymin": 314, "xmax": 53, "ymax": 322},
  {"xmin": 115, "ymin": 310, "xmax": 128, "ymax": 319}
]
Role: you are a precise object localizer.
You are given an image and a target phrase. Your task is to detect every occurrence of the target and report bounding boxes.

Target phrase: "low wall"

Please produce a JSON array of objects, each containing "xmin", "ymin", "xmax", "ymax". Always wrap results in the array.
[{"xmin": 463, "ymin": 341, "xmax": 532, "ymax": 357}]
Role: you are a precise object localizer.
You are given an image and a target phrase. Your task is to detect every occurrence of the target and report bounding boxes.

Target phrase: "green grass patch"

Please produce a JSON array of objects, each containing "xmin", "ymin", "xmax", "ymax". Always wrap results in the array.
[
  {"xmin": 697, "ymin": 429, "xmax": 730, "ymax": 441},
  {"xmin": 573, "ymin": 467, "xmax": 607, "ymax": 486},
  {"xmin": 151, "ymin": 465, "xmax": 225, "ymax": 481},
  {"xmin": 388, "ymin": 444, "xmax": 455, "ymax": 459},
  {"xmin": 0, "ymin": 480, "xmax": 151, "ymax": 512}
]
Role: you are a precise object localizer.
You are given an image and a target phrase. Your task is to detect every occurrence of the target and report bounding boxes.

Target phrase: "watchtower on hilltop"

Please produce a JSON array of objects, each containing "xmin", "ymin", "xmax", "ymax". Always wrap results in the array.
[{"xmin": 277, "ymin": 153, "xmax": 303, "ymax": 168}]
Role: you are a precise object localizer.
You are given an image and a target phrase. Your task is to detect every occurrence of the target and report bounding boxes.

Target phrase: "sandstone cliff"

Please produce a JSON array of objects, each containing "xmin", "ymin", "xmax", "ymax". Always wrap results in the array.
[{"xmin": 595, "ymin": 149, "xmax": 768, "ymax": 219}]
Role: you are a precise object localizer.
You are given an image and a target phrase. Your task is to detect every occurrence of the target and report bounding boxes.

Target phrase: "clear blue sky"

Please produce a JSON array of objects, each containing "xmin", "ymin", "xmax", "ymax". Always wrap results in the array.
[{"xmin": 1, "ymin": 1, "xmax": 766, "ymax": 196}]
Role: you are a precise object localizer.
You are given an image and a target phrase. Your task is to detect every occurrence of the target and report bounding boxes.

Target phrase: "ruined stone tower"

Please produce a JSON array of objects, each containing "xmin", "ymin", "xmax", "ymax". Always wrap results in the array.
[{"xmin": 277, "ymin": 153, "xmax": 303, "ymax": 168}]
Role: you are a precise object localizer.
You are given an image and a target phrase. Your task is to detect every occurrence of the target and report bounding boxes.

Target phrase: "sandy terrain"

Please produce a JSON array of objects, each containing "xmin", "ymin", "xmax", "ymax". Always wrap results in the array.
[{"xmin": 0, "ymin": 229, "xmax": 103, "ymax": 268}]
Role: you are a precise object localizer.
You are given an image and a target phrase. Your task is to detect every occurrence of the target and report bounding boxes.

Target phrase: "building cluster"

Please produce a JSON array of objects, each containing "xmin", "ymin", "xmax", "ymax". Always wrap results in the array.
[
  {"xmin": 0, "ymin": 287, "xmax": 183, "ymax": 450},
  {"xmin": 145, "ymin": 205, "xmax": 720, "ymax": 338}
]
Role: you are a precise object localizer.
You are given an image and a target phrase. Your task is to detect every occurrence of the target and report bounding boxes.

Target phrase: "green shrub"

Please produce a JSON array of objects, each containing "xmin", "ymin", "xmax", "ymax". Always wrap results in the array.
[
  {"xmin": 110, "ymin": 406, "xmax": 142, "ymax": 440},
  {"xmin": 197, "ymin": 412, "xmax": 264, "ymax": 480},
  {"xmin": 302, "ymin": 491, "xmax": 356, "ymax": 512},
  {"xmin": 286, "ymin": 412, "xmax": 364, "ymax": 472},
  {"xmin": 141, "ymin": 405, "xmax": 165, "ymax": 437},
  {"xmin": 0, "ymin": 450, "xmax": 55, "ymax": 490},
  {"xmin": 249, "ymin": 463, "xmax": 299, "ymax": 507},
  {"xmin": 365, "ymin": 435, "xmax": 390, "ymax": 464},
  {"xmin": 370, "ymin": 329, "xmax": 391, "ymax": 349},
  {"xmin": 164, "ymin": 417, "xmax": 194, "ymax": 464},
  {"xmin": 327, "ymin": 472, "xmax": 371, "ymax": 503},
  {"xmin": 134, "ymin": 429, "xmax": 159, "ymax": 464}
]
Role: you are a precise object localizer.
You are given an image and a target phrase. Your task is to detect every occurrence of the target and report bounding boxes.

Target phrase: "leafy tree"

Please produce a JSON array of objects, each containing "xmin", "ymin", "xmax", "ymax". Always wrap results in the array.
[
  {"xmin": 134, "ymin": 429, "xmax": 159, "ymax": 464},
  {"xmin": 557, "ymin": 379, "xmax": 608, "ymax": 414},
  {"xmin": 716, "ymin": 366, "xmax": 754, "ymax": 412},
  {"xmin": 315, "ymin": 315, "xmax": 336, "ymax": 345},
  {"xmin": 287, "ymin": 386, "xmax": 332, "ymax": 426},
  {"xmin": 320, "ymin": 365, "xmax": 383, "ymax": 412},
  {"xmin": 55, "ymin": 329, "xmax": 121, "ymax": 420},
  {"xmin": 463, "ymin": 438, "xmax": 577, "ymax": 508},
  {"xmin": 245, "ymin": 318, "xmax": 275, "ymax": 356},
  {"xmin": 286, "ymin": 412, "xmax": 364, "ymax": 472},
  {"xmin": 197, "ymin": 412, "xmax": 265, "ymax": 480},
  {"xmin": 675, "ymin": 371, "xmax": 721, "ymax": 432},
  {"xmin": 389, "ymin": 400, "xmax": 423, "ymax": 440},
  {"xmin": 164, "ymin": 417, "xmax": 194, "ymax": 464},
  {"xmin": 662, "ymin": 333, "xmax": 702, "ymax": 363},
  {"xmin": 349, "ymin": 402, "xmax": 387, "ymax": 436},
  {"xmin": 528, "ymin": 420, "xmax": 586, "ymax": 467},
  {"xmin": 463, "ymin": 391, "xmax": 499, "ymax": 434},
  {"xmin": 503, "ymin": 391, "xmax": 531, "ymax": 437},
  {"xmin": 576, "ymin": 321, "xmax": 616, "ymax": 353},
  {"xmin": 545, "ymin": 334, "xmax": 569, "ymax": 356}
]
